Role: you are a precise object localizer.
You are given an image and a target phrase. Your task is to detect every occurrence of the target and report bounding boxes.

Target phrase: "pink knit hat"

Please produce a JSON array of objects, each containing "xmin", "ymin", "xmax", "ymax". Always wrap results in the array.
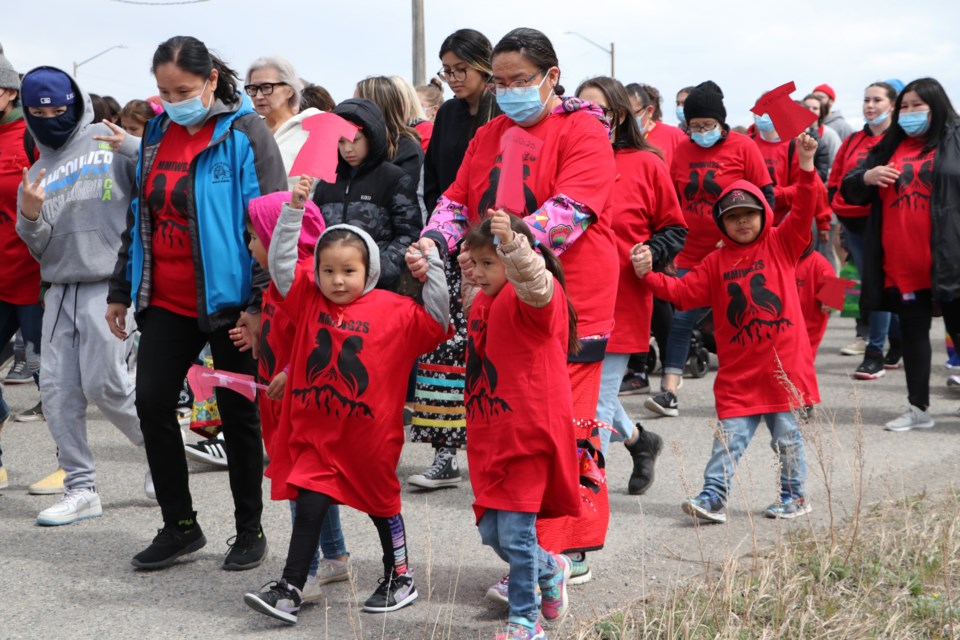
[{"xmin": 247, "ymin": 191, "xmax": 325, "ymax": 260}]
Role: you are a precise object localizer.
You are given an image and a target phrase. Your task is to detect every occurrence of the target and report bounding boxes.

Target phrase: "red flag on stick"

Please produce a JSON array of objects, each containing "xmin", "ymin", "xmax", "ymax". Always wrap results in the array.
[
  {"xmin": 815, "ymin": 276, "xmax": 858, "ymax": 310},
  {"xmin": 751, "ymin": 82, "xmax": 818, "ymax": 141}
]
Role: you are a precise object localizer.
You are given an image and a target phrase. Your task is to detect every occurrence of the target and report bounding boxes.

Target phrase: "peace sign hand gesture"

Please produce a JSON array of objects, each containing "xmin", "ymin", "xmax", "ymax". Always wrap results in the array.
[{"xmin": 20, "ymin": 167, "xmax": 46, "ymax": 221}]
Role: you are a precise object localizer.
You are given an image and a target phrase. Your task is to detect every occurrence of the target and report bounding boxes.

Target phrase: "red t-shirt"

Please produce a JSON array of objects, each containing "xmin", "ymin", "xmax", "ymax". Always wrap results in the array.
[
  {"xmin": 267, "ymin": 263, "xmax": 450, "ymax": 513},
  {"xmin": 642, "ymin": 170, "xmax": 822, "ymax": 419},
  {"xmin": 445, "ymin": 110, "xmax": 617, "ymax": 337},
  {"xmin": 607, "ymin": 148, "xmax": 685, "ymax": 353},
  {"xmin": 147, "ymin": 121, "xmax": 215, "ymax": 317},
  {"xmin": 257, "ymin": 283, "xmax": 295, "ymax": 460},
  {"xmin": 795, "ymin": 250, "xmax": 835, "ymax": 357},
  {"xmin": 880, "ymin": 137, "xmax": 935, "ymax": 294},
  {"xmin": 465, "ymin": 284, "xmax": 580, "ymax": 524},
  {"xmin": 645, "ymin": 121, "xmax": 685, "ymax": 169},
  {"xmin": 752, "ymin": 135, "xmax": 796, "ymax": 224},
  {"xmin": 828, "ymin": 129, "xmax": 883, "ymax": 219},
  {"xmin": 671, "ymin": 131, "xmax": 771, "ymax": 269},
  {"xmin": 0, "ymin": 117, "xmax": 40, "ymax": 304}
]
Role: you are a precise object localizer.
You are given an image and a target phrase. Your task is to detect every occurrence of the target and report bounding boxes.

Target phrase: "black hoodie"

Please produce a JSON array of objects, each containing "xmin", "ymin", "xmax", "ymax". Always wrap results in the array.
[{"xmin": 311, "ymin": 99, "xmax": 422, "ymax": 291}]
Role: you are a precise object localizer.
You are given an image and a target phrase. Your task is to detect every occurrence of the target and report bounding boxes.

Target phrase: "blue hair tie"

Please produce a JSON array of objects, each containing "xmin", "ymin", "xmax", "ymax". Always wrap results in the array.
[{"xmin": 533, "ymin": 238, "xmax": 541, "ymax": 248}]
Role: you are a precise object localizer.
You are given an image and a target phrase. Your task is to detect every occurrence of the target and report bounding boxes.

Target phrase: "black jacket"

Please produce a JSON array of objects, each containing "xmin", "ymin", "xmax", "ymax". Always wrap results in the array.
[
  {"xmin": 311, "ymin": 99, "xmax": 422, "ymax": 291},
  {"xmin": 841, "ymin": 123, "xmax": 960, "ymax": 312},
  {"xmin": 393, "ymin": 135, "xmax": 423, "ymax": 190}
]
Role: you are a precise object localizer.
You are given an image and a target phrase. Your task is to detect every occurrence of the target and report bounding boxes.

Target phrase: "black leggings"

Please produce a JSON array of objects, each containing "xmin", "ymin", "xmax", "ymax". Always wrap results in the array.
[
  {"xmin": 282, "ymin": 488, "xmax": 409, "ymax": 590},
  {"xmin": 894, "ymin": 294, "xmax": 960, "ymax": 411}
]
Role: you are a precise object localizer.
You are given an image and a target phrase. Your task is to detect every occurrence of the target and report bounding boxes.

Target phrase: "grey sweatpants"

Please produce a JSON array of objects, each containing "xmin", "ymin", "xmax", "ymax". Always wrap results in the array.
[{"xmin": 42, "ymin": 281, "xmax": 143, "ymax": 490}]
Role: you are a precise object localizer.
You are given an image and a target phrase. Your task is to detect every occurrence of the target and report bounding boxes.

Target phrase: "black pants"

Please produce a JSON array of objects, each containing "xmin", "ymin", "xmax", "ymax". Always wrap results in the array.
[
  {"xmin": 894, "ymin": 294, "xmax": 960, "ymax": 411},
  {"xmin": 135, "ymin": 306, "xmax": 263, "ymax": 533},
  {"xmin": 283, "ymin": 488, "xmax": 407, "ymax": 590},
  {"xmin": 651, "ymin": 297, "xmax": 673, "ymax": 369}
]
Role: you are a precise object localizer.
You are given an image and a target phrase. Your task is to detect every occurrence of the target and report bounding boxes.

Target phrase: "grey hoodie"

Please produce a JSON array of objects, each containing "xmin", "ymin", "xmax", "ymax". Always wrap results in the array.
[{"xmin": 16, "ymin": 66, "xmax": 139, "ymax": 284}]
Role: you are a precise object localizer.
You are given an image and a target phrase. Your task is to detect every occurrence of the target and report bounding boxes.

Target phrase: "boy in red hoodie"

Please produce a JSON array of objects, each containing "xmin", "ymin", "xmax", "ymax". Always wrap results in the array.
[{"xmin": 633, "ymin": 133, "xmax": 822, "ymax": 523}]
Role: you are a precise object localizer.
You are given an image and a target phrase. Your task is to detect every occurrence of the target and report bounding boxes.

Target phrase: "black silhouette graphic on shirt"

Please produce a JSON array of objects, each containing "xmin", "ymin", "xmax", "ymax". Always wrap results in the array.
[
  {"xmin": 0, "ymin": 208, "xmax": 12, "ymax": 224},
  {"xmin": 684, "ymin": 168, "xmax": 723, "ymax": 218},
  {"xmin": 257, "ymin": 318, "xmax": 276, "ymax": 385},
  {"xmin": 293, "ymin": 327, "xmax": 373, "ymax": 418},
  {"xmin": 149, "ymin": 173, "xmax": 190, "ymax": 247},
  {"xmin": 727, "ymin": 272, "xmax": 792, "ymax": 344},
  {"xmin": 464, "ymin": 334, "xmax": 511, "ymax": 419},
  {"xmin": 479, "ymin": 160, "xmax": 538, "ymax": 216},
  {"xmin": 891, "ymin": 160, "xmax": 934, "ymax": 209}
]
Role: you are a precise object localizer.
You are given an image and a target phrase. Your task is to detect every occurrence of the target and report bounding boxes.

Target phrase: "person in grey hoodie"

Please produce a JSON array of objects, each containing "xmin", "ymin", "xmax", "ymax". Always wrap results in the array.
[{"xmin": 16, "ymin": 66, "xmax": 149, "ymax": 527}]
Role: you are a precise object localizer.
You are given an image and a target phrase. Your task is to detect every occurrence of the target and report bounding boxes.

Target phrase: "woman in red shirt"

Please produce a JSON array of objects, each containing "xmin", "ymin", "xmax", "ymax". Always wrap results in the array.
[
  {"xmin": 627, "ymin": 83, "xmax": 686, "ymax": 170},
  {"xmin": 841, "ymin": 77, "xmax": 960, "ymax": 432}
]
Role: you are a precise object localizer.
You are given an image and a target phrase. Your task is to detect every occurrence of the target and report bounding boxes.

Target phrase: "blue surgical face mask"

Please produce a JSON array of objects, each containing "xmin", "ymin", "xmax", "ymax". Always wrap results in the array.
[
  {"xmin": 496, "ymin": 73, "xmax": 551, "ymax": 125},
  {"xmin": 162, "ymin": 80, "xmax": 211, "ymax": 127},
  {"xmin": 635, "ymin": 116, "xmax": 647, "ymax": 133},
  {"xmin": 691, "ymin": 127, "xmax": 722, "ymax": 148},
  {"xmin": 866, "ymin": 111, "xmax": 890, "ymax": 127},
  {"xmin": 899, "ymin": 110, "xmax": 930, "ymax": 137},
  {"xmin": 754, "ymin": 113, "xmax": 775, "ymax": 133},
  {"xmin": 676, "ymin": 104, "xmax": 686, "ymax": 124}
]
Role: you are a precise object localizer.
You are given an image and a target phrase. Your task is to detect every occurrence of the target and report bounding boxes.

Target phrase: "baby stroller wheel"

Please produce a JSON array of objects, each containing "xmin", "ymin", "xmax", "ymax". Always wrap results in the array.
[{"xmin": 688, "ymin": 348, "xmax": 709, "ymax": 378}]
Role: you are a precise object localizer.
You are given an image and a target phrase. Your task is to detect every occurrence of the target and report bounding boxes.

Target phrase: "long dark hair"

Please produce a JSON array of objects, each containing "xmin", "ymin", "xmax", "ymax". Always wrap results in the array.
[
  {"xmin": 463, "ymin": 216, "xmax": 580, "ymax": 354},
  {"xmin": 439, "ymin": 28, "xmax": 499, "ymax": 132},
  {"xmin": 869, "ymin": 77, "xmax": 958, "ymax": 163},
  {"xmin": 577, "ymin": 76, "xmax": 661, "ymax": 157},
  {"xmin": 151, "ymin": 36, "xmax": 240, "ymax": 105},
  {"xmin": 492, "ymin": 28, "xmax": 565, "ymax": 96},
  {"xmin": 625, "ymin": 83, "xmax": 663, "ymax": 122}
]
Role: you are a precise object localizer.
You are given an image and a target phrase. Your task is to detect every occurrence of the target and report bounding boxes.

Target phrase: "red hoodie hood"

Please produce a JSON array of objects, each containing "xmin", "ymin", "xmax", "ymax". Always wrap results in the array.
[{"xmin": 712, "ymin": 179, "xmax": 773, "ymax": 246}]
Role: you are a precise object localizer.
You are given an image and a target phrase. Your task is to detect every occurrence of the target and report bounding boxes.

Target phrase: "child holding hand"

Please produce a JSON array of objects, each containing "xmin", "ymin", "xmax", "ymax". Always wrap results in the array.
[
  {"xmin": 243, "ymin": 178, "xmax": 451, "ymax": 624},
  {"xmin": 633, "ymin": 133, "xmax": 823, "ymax": 523},
  {"xmin": 460, "ymin": 210, "xmax": 581, "ymax": 640}
]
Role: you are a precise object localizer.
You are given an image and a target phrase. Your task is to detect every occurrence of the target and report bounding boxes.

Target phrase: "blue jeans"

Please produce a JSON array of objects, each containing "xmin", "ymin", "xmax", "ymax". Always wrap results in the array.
[
  {"xmin": 597, "ymin": 352, "xmax": 634, "ymax": 455},
  {"xmin": 663, "ymin": 269, "xmax": 706, "ymax": 376},
  {"xmin": 288, "ymin": 501, "xmax": 348, "ymax": 576},
  {"xmin": 0, "ymin": 300, "xmax": 43, "ymax": 467},
  {"xmin": 702, "ymin": 411, "xmax": 806, "ymax": 502},
  {"xmin": 843, "ymin": 225, "xmax": 896, "ymax": 353},
  {"xmin": 478, "ymin": 509, "xmax": 559, "ymax": 628}
]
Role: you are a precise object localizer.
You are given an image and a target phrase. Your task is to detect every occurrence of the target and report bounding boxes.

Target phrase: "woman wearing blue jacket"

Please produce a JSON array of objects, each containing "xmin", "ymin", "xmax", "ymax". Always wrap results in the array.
[{"xmin": 107, "ymin": 36, "xmax": 286, "ymax": 571}]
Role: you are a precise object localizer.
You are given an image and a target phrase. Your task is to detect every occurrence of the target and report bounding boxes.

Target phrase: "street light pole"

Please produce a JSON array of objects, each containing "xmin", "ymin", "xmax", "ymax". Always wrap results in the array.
[
  {"xmin": 73, "ymin": 45, "xmax": 127, "ymax": 78},
  {"xmin": 564, "ymin": 32, "xmax": 615, "ymax": 78},
  {"xmin": 412, "ymin": 0, "xmax": 425, "ymax": 87}
]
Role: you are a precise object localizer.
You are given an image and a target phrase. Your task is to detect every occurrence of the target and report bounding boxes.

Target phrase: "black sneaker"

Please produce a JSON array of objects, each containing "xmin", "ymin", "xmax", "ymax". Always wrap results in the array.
[
  {"xmin": 244, "ymin": 579, "xmax": 302, "ymax": 624},
  {"xmin": 883, "ymin": 344, "xmax": 902, "ymax": 369},
  {"xmin": 184, "ymin": 436, "xmax": 228, "ymax": 468},
  {"xmin": 15, "ymin": 401, "xmax": 44, "ymax": 423},
  {"xmin": 406, "ymin": 447, "xmax": 461, "ymax": 489},
  {"xmin": 224, "ymin": 526, "xmax": 268, "ymax": 571},
  {"xmin": 625, "ymin": 425, "xmax": 663, "ymax": 495},
  {"xmin": 618, "ymin": 371, "xmax": 650, "ymax": 396},
  {"xmin": 132, "ymin": 519, "xmax": 207, "ymax": 569},
  {"xmin": 362, "ymin": 572, "xmax": 418, "ymax": 613},
  {"xmin": 644, "ymin": 391, "xmax": 678, "ymax": 417},
  {"xmin": 853, "ymin": 351, "xmax": 885, "ymax": 380}
]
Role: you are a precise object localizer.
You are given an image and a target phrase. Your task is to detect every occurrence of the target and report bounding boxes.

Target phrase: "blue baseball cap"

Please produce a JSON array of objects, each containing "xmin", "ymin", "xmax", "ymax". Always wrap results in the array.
[{"xmin": 21, "ymin": 67, "xmax": 75, "ymax": 107}]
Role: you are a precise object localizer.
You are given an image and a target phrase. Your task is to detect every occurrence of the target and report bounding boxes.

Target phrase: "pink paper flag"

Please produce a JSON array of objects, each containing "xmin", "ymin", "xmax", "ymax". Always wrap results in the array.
[
  {"xmin": 187, "ymin": 364, "xmax": 267, "ymax": 402},
  {"xmin": 816, "ymin": 276, "xmax": 858, "ymax": 310},
  {"xmin": 495, "ymin": 126, "xmax": 543, "ymax": 215},
  {"xmin": 289, "ymin": 113, "xmax": 360, "ymax": 183},
  {"xmin": 751, "ymin": 81, "xmax": 818, "ymax": 142}
]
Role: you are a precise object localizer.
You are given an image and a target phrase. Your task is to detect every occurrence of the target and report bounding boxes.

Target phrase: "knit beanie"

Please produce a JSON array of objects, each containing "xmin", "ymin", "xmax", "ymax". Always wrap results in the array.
[
  {"xmin": 813, "ymin": 83, "xmax": 836, "ymax": 101},
  {"xmin": 683, "ymin": 81, "xmax": 726, "ymax": 123},
  {"xmin": 0, "ymin": 43, "xmax": 19, "ymax": 91}
]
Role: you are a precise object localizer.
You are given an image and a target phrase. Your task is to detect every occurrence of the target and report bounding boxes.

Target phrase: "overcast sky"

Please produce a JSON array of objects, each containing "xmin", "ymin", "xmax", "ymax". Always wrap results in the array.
[{"xmin": 5, "ymin": 0, "xmax": 958, "ymax": 129}]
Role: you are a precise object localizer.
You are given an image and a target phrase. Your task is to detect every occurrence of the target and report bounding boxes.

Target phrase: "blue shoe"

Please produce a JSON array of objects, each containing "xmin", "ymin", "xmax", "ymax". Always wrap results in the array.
[
  {"xmin": 682, "ymin": 491, "xmax": 726, "ymax": 523},
  {"xmin": 764, "ymin": 494, "xmax": 812, "ymax": 519}
]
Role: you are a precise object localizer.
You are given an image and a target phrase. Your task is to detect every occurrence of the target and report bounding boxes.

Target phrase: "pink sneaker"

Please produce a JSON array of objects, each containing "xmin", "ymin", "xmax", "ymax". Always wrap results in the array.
[
  {"xmin": 538, "ymin": 554, "xmax": 570, "ymax": 621},
  {"xmin": 494, "ymin": 621, "xmax": 545, "ymax": 640}
]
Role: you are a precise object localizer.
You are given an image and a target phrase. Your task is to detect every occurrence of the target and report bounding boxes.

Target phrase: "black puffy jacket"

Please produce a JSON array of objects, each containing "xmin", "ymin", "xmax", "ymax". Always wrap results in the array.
[{"xmin": 311, "ymin": 99, "xmax": 422, "ymax": 291}]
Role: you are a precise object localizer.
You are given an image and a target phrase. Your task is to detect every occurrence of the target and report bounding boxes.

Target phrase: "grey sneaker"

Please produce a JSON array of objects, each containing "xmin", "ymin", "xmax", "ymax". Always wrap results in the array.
[
  {"xmin": 682, "ymin": 491, "xmax": 726, "ymax": 523},
  {"xmin": 302, "ymin": 555, "xmax": 350, "ymax": 602},
  {"xmin": 884, "ymin": 405, "xmax": 935, "ymax": 432},
  {"xmin": 406, "ymin": 448, "xmax": 461, "ymax": 489},
  {"xmin": 840, "ymin": 336, "xmax": 867, "ymax": 356},
  {"xmin": 764, "ymin": 494, "xmax": 812, "ymax": 519},
  {"xmin": 4, "ymin": 358, "xmax": 32, "ymax": 385}
]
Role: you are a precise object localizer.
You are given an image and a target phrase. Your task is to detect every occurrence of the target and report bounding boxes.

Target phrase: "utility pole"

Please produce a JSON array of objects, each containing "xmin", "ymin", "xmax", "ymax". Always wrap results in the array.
[
  {"xmin": 412, "ymin": 0, "xmax": 425, "ymax": 87},
  {"xmin": 610, "ymin": 41, "xmax": 615, "ymax": 78},
  {"xmin": 73, "ymin": 45, "xmax": 126, "ymax": 78}
]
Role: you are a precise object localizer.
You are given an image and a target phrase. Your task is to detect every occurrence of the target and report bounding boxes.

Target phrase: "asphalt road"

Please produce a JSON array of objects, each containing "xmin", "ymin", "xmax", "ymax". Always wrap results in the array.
[{"xmin": 1, "ymin": 316, "xmax": 958, "ymax": 640}]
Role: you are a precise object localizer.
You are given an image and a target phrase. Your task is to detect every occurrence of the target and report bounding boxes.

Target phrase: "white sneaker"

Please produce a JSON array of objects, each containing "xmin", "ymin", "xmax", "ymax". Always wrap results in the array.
[
  {"xmin": 947, "ymin": 374, "xmax": 960, "ymax": 388},
  {"xmin": 144, "ymin": 470, "xmax": 156, "ymax": 500},
  {"xmin": 840, "ymin": 336, "xmax": 867, "ymax": 356},
  {"xmin": 37, "ymin": 488, "xmax": 102, "ymax": 526},
  {"xmin": 302, "ymin": 555, "xmax": 351, "ymax": 602},
  {"xmin": 884, "ymin": 405, "xmax": 935, "ymax": 432}
]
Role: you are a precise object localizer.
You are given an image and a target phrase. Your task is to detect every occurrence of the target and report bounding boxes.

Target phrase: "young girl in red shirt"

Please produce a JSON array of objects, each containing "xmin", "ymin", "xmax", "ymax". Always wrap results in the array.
[
  {"xmin": 460, "ymin": 210, "xmax": 581, "ymax": 640},
  {"xmin": 243, "ymin": 177, "xmax": 451, "ymax": 624}
]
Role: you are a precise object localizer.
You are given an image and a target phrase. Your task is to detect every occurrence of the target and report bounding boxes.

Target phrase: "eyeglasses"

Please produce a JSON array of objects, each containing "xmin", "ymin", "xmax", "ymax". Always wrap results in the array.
[
  {"xmin": 243, "ymin": 82, "xmax": 288, "ymax": 97},
  {"xmin": 437, "ymin": 67, "xmax": 469, "ymax": 83},
  {"xmin": 687, "ymin": 122, "xmax": 720, "ymax": 133},
  {"xmin": 487, "ymin": 70, "xmax": 545, "ymax": 97}
]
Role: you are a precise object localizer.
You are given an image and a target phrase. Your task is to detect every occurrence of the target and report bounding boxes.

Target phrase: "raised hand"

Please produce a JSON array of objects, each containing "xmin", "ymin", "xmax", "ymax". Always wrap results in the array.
[
  {"xmin": 291, "ymin": 175, "xmax": 314, "ymax": 210},
  {"xmin": 488, "ymin": 209, "xmax": 515, "ymax": 245},
  {"xmin": 19, "ymin": 167, "xmax": 46, "ymax": 221}
]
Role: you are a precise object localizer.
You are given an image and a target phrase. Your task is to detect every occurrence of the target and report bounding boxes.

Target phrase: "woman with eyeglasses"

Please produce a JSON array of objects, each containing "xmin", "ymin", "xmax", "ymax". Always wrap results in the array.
[
  {"xmin": 245, "ymin": 56, "xmax": 321, "ymax": 192},
  {"xmin": 627, "ymin": 83, "xmax": 686, "ymax": 170},
  {"xmin": 406, "ymin": 28, "xmax": 500, "ymax": 491},
  {"xmin": 841, "ymin": 77, "xmax": 960, "ymax": 432},
  {"xmin": 106, "ymin": 35, "xmax": 286, "ymax": 571},
  {"xmin": 575, "ymin": 76, "xmax": 685, "ymax": 494},
  {"xmin": 644, "ymin": 80, "xmax": 772, "ymax": 419},
  {"xmin": 407, "ymin": 28, "xmax": 618, "ymax": 630}
]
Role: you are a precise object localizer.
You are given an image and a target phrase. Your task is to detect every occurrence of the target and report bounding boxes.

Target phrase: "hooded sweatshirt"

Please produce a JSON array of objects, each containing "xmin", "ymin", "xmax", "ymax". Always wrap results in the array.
[
  {"xmin": 0, "ymin": 106, "xmax": 39, "ymax": 304},
  {"xmin": 642, "ymin": 169, "xmax": 823, "ymax": 419},
  {"xmin": 310, "ymin": 99, "xmax": 422, "ymax": 292},
  {"xmin": 265, "ymin": 214, "xmax": 452, "ymax": 513},
  {"xmin": 16, "ymin": 67, "xmax": 139, "ymax": 284}
]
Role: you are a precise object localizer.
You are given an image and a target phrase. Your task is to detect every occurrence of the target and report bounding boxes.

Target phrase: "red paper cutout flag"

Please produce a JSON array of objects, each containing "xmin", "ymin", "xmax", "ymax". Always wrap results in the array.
[
  {"xmin": 495, "ymin": 126, "xmax": 543, "ymax": 214},
  {"xmin": 289, "ymin": 113, "xmax": 360, "ymax": 183},
  {"xmin": 815, "ymin": 276, "xmax": 858, "ymax": 310},
  {"xmin": 187, "ymin": 364, "xmax": 267, "ymax": 402},
  {"xmin": 751, "ymin": 82, "xmax": 818, "ymax": 141}
]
